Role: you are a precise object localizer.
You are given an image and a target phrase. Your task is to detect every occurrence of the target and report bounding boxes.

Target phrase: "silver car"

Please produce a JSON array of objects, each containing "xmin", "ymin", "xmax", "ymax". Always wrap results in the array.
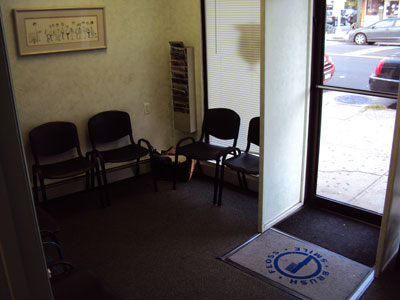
[{"xmin": 349, "ymin": 18, "xmax": 400, "ymax": 45}]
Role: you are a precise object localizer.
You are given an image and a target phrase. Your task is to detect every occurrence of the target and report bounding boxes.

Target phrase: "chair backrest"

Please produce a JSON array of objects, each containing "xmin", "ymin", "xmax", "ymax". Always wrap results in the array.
[
  {"xmin": 201, "ymin": 108, "xmax": 240, "ymax": 146},
  {"xmin": 88, "ymin": 111, "xmax": 133, "ymax": 146},
  {"xmin": 245, "ymin": 117, "xmax": 260, "ymax": 152},
  {"xmin": 29, "ymin": 122, "xmax": 82, "ymax": 163}
]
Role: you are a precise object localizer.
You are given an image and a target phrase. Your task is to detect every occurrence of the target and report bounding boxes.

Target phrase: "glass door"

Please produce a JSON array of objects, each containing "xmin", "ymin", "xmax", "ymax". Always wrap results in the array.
[{"xmin": 307, "ymin": 0, "xmax": 399, "ymax": 225}]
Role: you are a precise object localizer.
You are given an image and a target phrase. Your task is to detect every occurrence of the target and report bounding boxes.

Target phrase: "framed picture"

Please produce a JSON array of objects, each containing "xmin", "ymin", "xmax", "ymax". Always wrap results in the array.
[{"xmin": 13, "ymin": 7, "xmax": 107, "ymax": 56}]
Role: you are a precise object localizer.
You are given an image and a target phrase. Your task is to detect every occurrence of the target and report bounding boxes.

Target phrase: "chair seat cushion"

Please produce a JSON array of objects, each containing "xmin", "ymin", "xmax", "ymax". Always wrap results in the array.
[
  {"xmin": 178, "ymin": 142, "xmax": 229, "ymax": 161},
  {"xmin": 224, "ymin": 153, "xmax": 259, "ymax": 174},
  {"xmin": 39, "ymin": 157, "xmax": 94, "ymax": 179},
  {"xmin": 98, "ymin": 144, "xmax": 149, "ymax": 163}
]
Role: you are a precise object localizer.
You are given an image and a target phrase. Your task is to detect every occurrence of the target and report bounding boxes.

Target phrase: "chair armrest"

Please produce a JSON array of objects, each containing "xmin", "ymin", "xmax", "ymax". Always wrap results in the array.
[
  {"xmin": 138, "ymin": 138, "xmax": 153, "ymax": 152},
  {"xmin": 222, "ymin": 147, "xmax": 242, "ymax": 162},
  {"xmin": 43, "ymin": 241, "xmax": 64, "ymax": 260},
  {"xmin": 41, "ymin": 230, "xmax": 60, "ymax": 244},
  {"xmin": 176, "ymin": 136, "xmax": 196, "ymax": 149}
]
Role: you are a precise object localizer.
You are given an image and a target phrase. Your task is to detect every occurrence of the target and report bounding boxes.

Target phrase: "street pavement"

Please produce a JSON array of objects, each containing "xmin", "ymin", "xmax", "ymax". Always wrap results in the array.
[
  {"xmin": 317, "ymin": 91, "xmax": 396, "ymax": 214},
  {"xmin": 325, "ymin": 23, "xmax": 355, "ymax": 42}
]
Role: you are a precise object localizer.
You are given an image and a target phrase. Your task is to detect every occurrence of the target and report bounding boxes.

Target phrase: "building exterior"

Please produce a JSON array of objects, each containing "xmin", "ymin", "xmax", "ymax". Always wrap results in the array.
[
  {"xmin": 328, "ymin": 0, "xmax": 399, "ymax": 26},
  {"xmin": 362, "ymin": 0, "xmax": 399, "ymax": 25}
]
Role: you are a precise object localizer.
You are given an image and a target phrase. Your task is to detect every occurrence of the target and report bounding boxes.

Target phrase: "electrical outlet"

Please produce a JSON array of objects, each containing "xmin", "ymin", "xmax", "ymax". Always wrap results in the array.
[{"xmin": 144, "ymin": 102, "xmax": 150, "ymax": 115}]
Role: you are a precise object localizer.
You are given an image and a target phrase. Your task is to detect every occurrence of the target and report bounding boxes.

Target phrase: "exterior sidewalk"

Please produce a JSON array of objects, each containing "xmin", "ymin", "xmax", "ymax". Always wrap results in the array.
[{"xmin": 317, "ymin": 91, "xmax": 396, "ymax": 214}]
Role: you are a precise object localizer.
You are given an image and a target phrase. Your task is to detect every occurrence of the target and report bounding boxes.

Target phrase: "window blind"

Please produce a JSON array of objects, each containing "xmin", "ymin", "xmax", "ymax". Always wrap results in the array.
[{"xmin": 205, "ymin": 0, "xmax": 260, "ymax": 153}]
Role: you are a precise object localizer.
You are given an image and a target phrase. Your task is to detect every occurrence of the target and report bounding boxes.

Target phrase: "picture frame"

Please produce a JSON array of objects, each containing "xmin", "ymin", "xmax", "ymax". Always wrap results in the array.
[{"xmin": 13, "ymin": 7, "xmax": 107, "ymax": 56}]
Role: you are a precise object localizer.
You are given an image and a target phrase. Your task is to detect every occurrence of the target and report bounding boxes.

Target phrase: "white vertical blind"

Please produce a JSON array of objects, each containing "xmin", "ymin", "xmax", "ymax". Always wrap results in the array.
[{"xmin": 205, "ymin": 0, "xmax": 260, "ymax": 152}]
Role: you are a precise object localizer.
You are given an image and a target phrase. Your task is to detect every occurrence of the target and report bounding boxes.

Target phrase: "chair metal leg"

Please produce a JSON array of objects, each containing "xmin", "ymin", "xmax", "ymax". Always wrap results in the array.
[
  {"xmin": 237, "ymin": 171, "xmax": 243, "ymax": 188},
  {"xmin": 173, "ymin": 152, "xmax": 179, "ymax": 190},
  {"xmin": 86, "ymin": 152, "xmax": 94, "ymax": 191},
  {"xmin": 136, "ymin": 158, "xmax": 140, "ymax": 176},
  {"xmin": 242, "ymin": 172, "xmax": 248, "ymax": 190},
  {"xmin": 100, "ymin": 160, "xmax": 110, "ymax": 205},
  {"xmin": 218, "ymin": 163, "xmax": 225, "ymax": 206},
  {"xmin": 94, "ymin": 162, "xmax": 106, "ymax": 207},
  {"xmin": 147, "ymin": 151, "xmax": 158, "ymax": 192},
  {"xmin": 213, "ymin": 160, "xmax": 220, "ymax": 205},
  {"xmin": 39, "ymin": 175, "xmax": 47, "ymax": 203}
]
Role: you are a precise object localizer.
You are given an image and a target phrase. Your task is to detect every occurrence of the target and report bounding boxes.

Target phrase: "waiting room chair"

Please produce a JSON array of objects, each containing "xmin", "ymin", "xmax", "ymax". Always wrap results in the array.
[
  {"xmin": 88, "ymin": 110, "xmax": 156, "ymax": 203},
  {"xmin": 29, "ymin": 122, "xmax": 104, "ymax": 206},
  {"xmin": 218, "ymin": 116, "xmax": 259, "ymax": 206},
  {"xmin": 174, "ymin": 108, "xmax": 240, "ymax": 205}
]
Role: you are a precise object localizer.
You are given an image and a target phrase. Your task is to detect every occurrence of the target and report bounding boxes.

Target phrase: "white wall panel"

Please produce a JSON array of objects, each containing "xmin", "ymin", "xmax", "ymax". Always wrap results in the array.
[{"xmin": 261, "ymin": 0, "xmax": 312, "ymax": 230}]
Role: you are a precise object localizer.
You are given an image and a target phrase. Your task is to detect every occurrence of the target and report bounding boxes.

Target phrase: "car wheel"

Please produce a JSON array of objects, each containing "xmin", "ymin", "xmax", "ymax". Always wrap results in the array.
[{"xmin": 354, "ymin": 33, "xmax": 367, "ymax": 45}]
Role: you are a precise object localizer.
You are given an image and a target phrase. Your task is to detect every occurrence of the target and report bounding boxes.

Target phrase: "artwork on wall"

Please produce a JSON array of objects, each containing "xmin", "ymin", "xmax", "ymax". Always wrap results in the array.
[{"xmin": 13, "ymin": 7, "xmax": 107, "ymax": 56}]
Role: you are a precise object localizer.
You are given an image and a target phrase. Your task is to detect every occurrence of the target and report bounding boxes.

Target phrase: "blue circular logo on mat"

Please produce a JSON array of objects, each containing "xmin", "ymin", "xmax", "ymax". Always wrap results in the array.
[{"xmin": 265, "ymin": 247, "xmax": 329, "ymax": 286}]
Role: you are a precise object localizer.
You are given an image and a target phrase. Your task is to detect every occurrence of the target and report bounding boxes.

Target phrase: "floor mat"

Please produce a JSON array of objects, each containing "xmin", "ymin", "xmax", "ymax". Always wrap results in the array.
[{"xmin": 220, "ymin": 228, "xmax": 374, "ymax": 300}]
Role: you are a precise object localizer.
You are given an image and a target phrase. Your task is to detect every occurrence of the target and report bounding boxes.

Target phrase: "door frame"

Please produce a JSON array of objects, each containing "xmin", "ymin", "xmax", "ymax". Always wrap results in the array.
[
  {"xmin": 0, "ymin": 9, "xmax": 53, "ymax": 300},
  {"xmin": 304, "ymin": 0, "xmax": 396, "ymax": 226}
]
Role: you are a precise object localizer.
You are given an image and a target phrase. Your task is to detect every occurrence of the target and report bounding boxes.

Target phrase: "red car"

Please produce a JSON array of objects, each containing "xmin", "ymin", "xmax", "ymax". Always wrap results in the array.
[{"xmin": 324, "ymin": 54, "xmax": 335, "ymax": 83}]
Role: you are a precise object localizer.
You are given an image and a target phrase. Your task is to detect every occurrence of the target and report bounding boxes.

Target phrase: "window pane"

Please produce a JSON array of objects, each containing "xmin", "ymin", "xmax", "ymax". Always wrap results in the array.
[
  {"xmin": 317, "ymin": 90, "xmax": 396, "ymax": 214},
  {"xmin": 205, "ymin": 0, "xmax": 260, "ymax": 152},
  {"xmin": 373, "ymin": 19, "xmax": 394, "ymax": 28},
  {"xmin": 325, "ymin": 3, "xmax": 400, "ymax": 95},
  {"xmin": 366, "ymin": 0, "xmax": 384, "ymax": 16}
]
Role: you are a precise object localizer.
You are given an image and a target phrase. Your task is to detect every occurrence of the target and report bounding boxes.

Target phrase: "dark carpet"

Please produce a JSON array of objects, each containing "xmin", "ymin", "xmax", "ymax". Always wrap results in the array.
[
  {"xmin": 40, "ymin": 174, "xmax": 399, "ymax": 300},
  {"xmin": 274, "ymin": 207, "xmax": 380, "ymax": 267}
]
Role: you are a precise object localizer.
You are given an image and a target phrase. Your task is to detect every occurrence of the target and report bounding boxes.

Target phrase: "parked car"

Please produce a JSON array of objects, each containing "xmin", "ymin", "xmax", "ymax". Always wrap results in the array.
[
  {"xmin": 324, "ymin": 54, "xmax": 335, "ymax": 83},
  {"xmin": 369, "ymin": 58, "xmax": 400, "ymax": 94},
  {"xmin": 326, "ymin": 9, "xmax": 347, "ymax": 26},
  {"xmin": 326, "ymin": 10, "xmax": 336, "ymax": 26},
  {"xmin": 349, "ymin": 18, "xmax": 400, "ymax": 45}
]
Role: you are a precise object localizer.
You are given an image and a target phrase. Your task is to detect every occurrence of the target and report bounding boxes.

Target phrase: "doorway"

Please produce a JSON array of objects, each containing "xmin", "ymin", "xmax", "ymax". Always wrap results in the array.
[{"xmin": 306, "ymin": 0, "xmax": 398, "ymax": 225}]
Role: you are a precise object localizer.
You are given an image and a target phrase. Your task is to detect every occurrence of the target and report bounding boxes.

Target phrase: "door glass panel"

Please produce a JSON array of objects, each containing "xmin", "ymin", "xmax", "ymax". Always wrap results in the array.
[
  {"xmin": 317, "ymin": 2, "xmax": 400, "ymax": 214},
  {"xmin": 317, "ymin": 91, "xmax": 396, "ymax": 214},
  {"xmin": 325, "ymin": 1, "xmax": 400, "ymax": 94}
]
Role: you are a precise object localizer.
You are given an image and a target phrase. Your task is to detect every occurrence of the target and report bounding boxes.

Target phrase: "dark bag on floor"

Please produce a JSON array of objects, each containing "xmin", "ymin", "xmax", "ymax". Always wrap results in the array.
[{"xmin": 152, "ymin": 148, "xmax": 195, "ymax": 182}]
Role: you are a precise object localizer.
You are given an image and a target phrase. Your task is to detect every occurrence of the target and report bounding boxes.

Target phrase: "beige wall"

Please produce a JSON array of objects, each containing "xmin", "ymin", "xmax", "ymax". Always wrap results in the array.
[{"xmin": 1, "ymin": 0, "xmax": 203, "ymax": 166}]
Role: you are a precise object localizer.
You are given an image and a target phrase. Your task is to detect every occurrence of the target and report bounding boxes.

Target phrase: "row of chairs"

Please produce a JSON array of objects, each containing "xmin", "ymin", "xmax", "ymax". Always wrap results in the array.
[
  {"xmin": 173, "ymin": 108, "xmax": 260, "ymax": 206},
  {"xmin": 30, "ymin": 110, "xmax": 155, "ymax": 206},
  {"xmin": 30, "ymin": 108, "xmax": 258, "ymax": 207}
]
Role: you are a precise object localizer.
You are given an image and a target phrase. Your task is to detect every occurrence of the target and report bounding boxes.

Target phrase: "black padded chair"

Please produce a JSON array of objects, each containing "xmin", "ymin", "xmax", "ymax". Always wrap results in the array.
[
  {"xmin": 88, "ymin": 110, "xmax": 156, "ymax": 203},
  {"xmin": 29, "ymin": 122, "xmax": 104, "ymax": 206},
  {"xmin": 218, "ymin": 116, "xmax": 260, "ymax": 206},
  {"xmin": 174, "ymin": 108, "xmax": 240, "ymax": 205}
]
